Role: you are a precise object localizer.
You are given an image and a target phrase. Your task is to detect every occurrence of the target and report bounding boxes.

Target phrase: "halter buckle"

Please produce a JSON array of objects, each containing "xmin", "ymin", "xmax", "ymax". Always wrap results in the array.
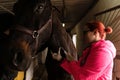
[{"xmin": 32, "ymin": 30, "xmax": 39, "ymax": 38}]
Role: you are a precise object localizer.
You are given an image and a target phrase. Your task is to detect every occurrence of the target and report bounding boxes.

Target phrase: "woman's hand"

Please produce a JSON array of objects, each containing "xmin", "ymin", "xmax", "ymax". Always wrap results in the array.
[
  {"xmin": 51, "ymin": 47, "xmax": 75, "ymax": 62},
  {"xmin": 64, "ymin": 50, "xmax": 74, "ymax": 62},
  {"xmin": 51, "ymin": 48, "xmax": 62, "ymax": 61}
]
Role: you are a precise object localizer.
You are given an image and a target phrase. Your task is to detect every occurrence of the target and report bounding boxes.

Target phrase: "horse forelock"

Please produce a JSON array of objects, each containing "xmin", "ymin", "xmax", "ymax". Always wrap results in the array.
[{"xmin": 13, "ymin": 0, "xmax": 52, "ymax": 30}]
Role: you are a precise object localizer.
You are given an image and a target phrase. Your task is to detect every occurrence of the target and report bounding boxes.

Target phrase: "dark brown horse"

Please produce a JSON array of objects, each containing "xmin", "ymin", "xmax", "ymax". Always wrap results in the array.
[
  {"xmin": 0, "ymin": 0, "xmax": 77, "ymax": 80},
  {"xmin": 0, "ymin": 13, "xmax": 18, "ymax": 80}
]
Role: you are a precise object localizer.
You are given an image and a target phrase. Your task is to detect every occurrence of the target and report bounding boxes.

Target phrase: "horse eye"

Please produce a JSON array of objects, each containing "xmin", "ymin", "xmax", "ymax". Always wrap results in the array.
[
  {"xmin": 34, "ymin": 3, "xmax": 45, "ymax": 13},
  {"xmin": 38, "ymin": 5, "xmax": 44, "ymax": 9}
]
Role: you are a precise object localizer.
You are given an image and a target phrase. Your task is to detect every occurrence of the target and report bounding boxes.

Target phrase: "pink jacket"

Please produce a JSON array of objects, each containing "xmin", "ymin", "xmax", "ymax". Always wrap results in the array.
[{"xmin": 60, "ymin": 40, "xmax": 116, "ymax": 80}]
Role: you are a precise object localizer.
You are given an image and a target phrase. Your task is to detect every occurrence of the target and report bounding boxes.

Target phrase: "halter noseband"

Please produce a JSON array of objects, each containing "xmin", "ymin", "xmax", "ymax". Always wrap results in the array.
[{"xmin": 15, "ymin": 18, "xmax": 52, "ymax": 38}]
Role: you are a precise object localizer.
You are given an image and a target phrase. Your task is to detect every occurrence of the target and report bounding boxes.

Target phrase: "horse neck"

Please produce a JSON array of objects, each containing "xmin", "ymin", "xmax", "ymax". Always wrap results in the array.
[{"xmin": 49, "ymin": 11, "xmax": 77, "ymax": 60}]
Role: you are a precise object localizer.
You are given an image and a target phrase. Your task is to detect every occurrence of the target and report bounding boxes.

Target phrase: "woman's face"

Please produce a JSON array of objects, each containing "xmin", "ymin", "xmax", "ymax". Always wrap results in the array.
[{"xmin": 83, "ymin": 27, "xmax": 96, "ymax": 44}]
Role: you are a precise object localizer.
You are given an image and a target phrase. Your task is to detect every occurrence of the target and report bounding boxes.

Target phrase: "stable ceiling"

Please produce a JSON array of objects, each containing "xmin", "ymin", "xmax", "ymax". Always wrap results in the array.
[{"xmin": 0, "ymin": 0, "xmax": 98, "ymax": 32}]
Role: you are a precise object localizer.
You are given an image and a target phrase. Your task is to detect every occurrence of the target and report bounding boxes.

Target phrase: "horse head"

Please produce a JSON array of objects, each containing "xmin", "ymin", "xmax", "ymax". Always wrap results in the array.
[{"xmin": 8, "ymin": 0, "xmax": 52, "ymax": 71}]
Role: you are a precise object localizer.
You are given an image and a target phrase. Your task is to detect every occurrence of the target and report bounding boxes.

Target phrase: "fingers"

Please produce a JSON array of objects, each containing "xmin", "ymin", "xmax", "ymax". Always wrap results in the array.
[
  {"xmin": 64, "ymin": 50, "xmax": 67, "ymax": 55},
  {"xmin": 52, "ymin": 53, "xmax": 58, "ymax": 56},
  {"xmin": 58, "ymin": 47, "xmax": 61, "ymax": 55},
  {"xmin": 51, "ymin": 48, "xmax": 61, "ymax": 57},
  {"xmin": 64, "ymin": 49, "xmax": 71, "ymax": 56},
  {"xmin": 51, "ymin": 52, "xmax": 58, "ymax": 59},
  {"xmin": 61, "ymin": 47, "xmax": 68, "ymax": 55},
  {"xmin": 51, "ymin": 50, "xmax": 57, "ymax": 58},
  {"xmin": 51, "ymin": 50, "xmax": 54, "ymax": 55}
]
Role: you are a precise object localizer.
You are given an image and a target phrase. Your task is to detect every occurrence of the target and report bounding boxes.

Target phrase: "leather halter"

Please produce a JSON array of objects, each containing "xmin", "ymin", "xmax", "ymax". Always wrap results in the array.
[{"xmin": 14, "ymin": 19, "xmax": 52, "ymax": 58}]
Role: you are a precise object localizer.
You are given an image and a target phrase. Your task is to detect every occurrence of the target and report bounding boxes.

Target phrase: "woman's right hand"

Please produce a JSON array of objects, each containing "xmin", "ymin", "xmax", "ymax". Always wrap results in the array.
[
  {"xmin": 51, "ymin": 48, "xmax": 62, "ymax": 61},
  {"xmin": 51, "ymin": 47, "xmax": 75, "ymax": 62}
]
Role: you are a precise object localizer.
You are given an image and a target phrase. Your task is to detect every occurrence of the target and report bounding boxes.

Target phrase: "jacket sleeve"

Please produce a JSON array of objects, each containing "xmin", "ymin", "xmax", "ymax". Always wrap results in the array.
[{"xmin": 60, "ymin": 46, "xmax": 113, "ymax": 80}]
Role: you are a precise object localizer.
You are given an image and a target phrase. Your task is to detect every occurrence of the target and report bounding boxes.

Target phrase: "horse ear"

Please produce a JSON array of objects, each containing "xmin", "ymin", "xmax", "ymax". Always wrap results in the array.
[{"xmin": 13, "ymin": 2, "xmax": 20, "ymax": 14}]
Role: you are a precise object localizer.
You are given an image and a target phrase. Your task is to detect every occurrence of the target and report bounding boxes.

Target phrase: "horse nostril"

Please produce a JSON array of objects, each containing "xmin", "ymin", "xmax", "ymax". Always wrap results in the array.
[{"xmin": 13, "ymin": 51, "xmax": 23, "ymax": 66}]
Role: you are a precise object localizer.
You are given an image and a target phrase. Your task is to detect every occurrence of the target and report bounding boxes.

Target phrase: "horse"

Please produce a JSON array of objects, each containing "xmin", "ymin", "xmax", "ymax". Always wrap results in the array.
[
  {"xmin": 0, "ymin": 13, "xmax": 19, "ymax": 80},
  {"xmin": 0, "ymin": 0, "xmax": 77, "ymax": 80}
]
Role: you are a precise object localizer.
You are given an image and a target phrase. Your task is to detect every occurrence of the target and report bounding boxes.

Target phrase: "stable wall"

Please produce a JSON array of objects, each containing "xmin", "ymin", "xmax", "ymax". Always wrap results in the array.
[{"xmin": 75, "ymin": 0, "xmax": 120, "ymax": 54}]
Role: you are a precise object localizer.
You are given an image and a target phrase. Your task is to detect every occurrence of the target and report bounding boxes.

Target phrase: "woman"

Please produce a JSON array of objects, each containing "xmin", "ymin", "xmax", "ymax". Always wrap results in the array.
[{"xmin": 52, "ymin": 21, "xmax": 116, "ymax": 80}]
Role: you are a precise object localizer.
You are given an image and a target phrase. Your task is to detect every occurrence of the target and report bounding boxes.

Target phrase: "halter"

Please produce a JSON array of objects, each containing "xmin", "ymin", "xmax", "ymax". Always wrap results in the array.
[{"xmin": 13, "ymin": 18, "xmax": 52, "ymax": 58}]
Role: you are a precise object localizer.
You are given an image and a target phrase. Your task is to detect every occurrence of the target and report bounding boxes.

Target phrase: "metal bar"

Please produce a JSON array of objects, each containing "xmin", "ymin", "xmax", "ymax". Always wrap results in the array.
[
  {"xmin": 95, "ymin": 5, "xmax": 120, "ymax": 16},
  {"xmin": 0, "ymin": 2, "xmax": 15, "ymax": 5},
  {"xmin": 102, "ymin": 13, "xmax": 106, "ymax": 24},
  {"xmin": 105, "ymin": 11, "xmax": 112, "ymax": 26},
  {"xmin": 110, "ymin": 20, "xmax": 120, "ymax": 41},
  {"xmin": 0, "ymin": 5, "xmax": 14, "ymax": 15},
  {"xmin": 104, "ymin": 12, "xmax": 109, "ymax": 25}
]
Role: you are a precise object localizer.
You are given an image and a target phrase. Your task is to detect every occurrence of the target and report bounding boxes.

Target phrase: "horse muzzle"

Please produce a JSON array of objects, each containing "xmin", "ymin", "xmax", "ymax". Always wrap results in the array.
[{"xmin": 9, "ymin": 48, "xmax": 32, "ymax": 71}]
